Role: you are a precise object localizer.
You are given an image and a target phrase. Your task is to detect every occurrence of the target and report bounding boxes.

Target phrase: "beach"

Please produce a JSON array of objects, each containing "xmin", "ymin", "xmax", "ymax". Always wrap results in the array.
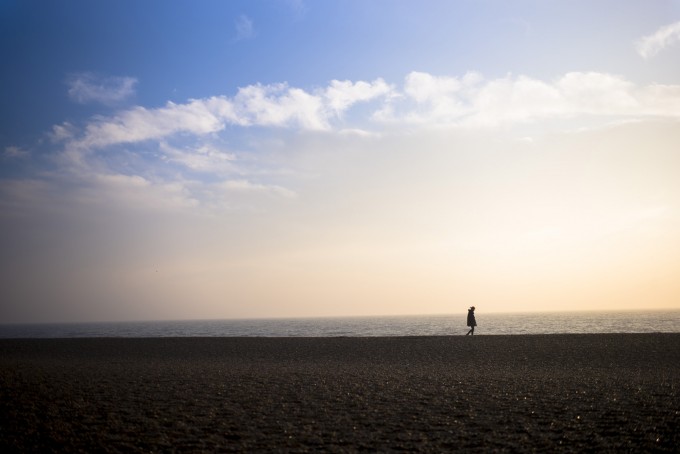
[{"xmin": 1, "ymin": 334, "xmax": 678, "ymax": 452}]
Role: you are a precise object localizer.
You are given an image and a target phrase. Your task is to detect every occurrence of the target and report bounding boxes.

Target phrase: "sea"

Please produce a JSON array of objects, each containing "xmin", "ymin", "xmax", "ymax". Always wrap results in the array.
[{"xmin": 1, "ymin": 310, "xmax": 679, "ymax": 338}]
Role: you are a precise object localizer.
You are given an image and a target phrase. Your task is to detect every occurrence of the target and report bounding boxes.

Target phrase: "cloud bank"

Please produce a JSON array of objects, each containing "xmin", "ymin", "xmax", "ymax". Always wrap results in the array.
[
  {"xmin": 63, "ymin": 71, "xmax": 680, "ymax": 153},
  {"xmin": 36, "ymin": 70, "xmax": 679, "ymax": 218}
]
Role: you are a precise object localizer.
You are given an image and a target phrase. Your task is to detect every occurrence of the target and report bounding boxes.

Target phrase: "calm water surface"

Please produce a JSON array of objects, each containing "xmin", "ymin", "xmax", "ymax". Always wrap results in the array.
[{"xmin": 1, "ymin": 310, "xmax": 679, "ymax": 338}]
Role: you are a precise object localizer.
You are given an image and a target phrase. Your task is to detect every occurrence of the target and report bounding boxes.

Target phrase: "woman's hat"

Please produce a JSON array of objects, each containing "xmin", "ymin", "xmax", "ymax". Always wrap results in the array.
[{"xmin": 470, "ymin": 306, "xmax": 475, "ymax": 310}]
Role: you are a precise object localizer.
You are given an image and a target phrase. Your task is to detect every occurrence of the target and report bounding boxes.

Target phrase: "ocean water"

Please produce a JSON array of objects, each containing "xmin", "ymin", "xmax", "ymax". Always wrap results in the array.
[{"xmin": 1, "ymin": 310, "xmax": 679, "ymax": 338}]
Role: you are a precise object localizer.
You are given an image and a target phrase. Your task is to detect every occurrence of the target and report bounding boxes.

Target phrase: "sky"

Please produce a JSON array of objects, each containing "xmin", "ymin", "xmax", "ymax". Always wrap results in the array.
[{"xmin": 1, "ymin": 0, "xmax": 680, "ymax": 323}]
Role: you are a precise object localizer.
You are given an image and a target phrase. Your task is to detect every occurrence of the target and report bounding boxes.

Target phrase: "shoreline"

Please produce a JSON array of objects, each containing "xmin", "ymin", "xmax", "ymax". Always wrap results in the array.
[
  {"xmin": 2, "ymin": 310, "xmax": 679, "ymax": 338},
  {"xmin": 2, "ymin": 334, "xmax": 678, "ymax": 451}
]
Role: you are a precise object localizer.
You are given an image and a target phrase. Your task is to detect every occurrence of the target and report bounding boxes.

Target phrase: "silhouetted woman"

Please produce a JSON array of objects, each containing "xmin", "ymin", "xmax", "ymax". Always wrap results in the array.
[{"xmin": 466, "ymin": 306, "xmax": 477, "ymax": 336}]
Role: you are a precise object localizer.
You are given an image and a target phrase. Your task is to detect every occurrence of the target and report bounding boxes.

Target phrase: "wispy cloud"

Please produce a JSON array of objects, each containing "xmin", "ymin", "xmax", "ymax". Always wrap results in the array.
[
  {"xmin": 635, "ymin": 20, "xmax": 680, "ymax": 59},
  {"xmin": 219, "ymin": 179, "xmax": 297, "ymax": 199},
  {"xmin": 324, "ymin": 79, "xmax": 392, "ymax": 116},
  {"xmin": 67, "ymin": 79, "xmax": 393, "ymax": 151},
  {"xmin": 284, "ymin": 0, "xmax": 308, "ymax": 19},
  {"xmin": 235, "ymin": 14, "xmax": 255, "ymax": 41},
  {"xmin": 233, "ymin": 83, "xmax": 328, "ymax": 129},
  {"xmin": 3, "ymin": 145, "xmax": 30, "ymax": 159},
  {"xmin": 74, "ymin": 98, "xmax": 231, "ymax": 149},
  {"xmin": 67, "ymin": 72, "xmax": 138, "ymax": 105},
  {"xmin": 378, "ymin": 71, "xmax": 680, "ymax": 126},
  {"xmin": 159, "ymin": 142, "xmax": 238, "ymax": 175},
  {"xmin": 49, "ymin": 122, "xmax": 77, "ymax": 142}
]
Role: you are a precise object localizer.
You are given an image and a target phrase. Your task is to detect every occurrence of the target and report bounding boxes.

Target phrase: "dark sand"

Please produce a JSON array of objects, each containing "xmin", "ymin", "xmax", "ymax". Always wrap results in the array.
[{"xmin": 1, "ymin": 334, "xmax": 678, "ymax": 452}]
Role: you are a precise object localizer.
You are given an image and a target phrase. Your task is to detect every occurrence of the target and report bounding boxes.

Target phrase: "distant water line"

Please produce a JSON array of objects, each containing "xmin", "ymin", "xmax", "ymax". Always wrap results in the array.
[{"xmin": 1, "ymin": 310, "xmax": 679, "ymax": 338}]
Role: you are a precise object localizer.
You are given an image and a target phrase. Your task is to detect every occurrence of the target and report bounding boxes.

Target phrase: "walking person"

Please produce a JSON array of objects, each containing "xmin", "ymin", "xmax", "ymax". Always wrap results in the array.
[{"xmin": 466, "ymin": 306, "xmax": 477, "ymax": 335}]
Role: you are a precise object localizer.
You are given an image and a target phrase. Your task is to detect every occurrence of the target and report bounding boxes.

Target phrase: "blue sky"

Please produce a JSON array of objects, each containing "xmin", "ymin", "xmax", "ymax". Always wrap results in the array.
[
  {"xmin": 2, "ymin": 0, "xmax": 677, "ymax": 147},
  {"xmin": 2, "ymin": 1, "xmax": 680, "ymax": 323}
]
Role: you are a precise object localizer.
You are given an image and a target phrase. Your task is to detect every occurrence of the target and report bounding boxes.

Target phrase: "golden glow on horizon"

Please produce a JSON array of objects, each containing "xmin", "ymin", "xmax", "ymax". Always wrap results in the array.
[{"xmin": 6, "ymin": 121, "xmax": 672, "ymax": 323}]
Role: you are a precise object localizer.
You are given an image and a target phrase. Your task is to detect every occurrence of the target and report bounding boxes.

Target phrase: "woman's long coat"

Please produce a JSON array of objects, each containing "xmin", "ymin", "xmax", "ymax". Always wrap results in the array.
[{"xmin": 467, "ymin": 310, "xmax": 477, "ymax": 327}]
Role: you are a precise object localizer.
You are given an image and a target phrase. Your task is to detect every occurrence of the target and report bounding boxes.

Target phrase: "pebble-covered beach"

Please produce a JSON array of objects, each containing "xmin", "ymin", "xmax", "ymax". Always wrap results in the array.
[{"xmin": 1, "ymin": 334, "xmax": 678, "ymax": 452}]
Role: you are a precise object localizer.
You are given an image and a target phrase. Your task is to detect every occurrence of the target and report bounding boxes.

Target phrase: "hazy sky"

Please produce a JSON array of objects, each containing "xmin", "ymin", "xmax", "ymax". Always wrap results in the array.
[{"xmin": 2, "ymin": 1, "xmax": 680, "ymax": 323}]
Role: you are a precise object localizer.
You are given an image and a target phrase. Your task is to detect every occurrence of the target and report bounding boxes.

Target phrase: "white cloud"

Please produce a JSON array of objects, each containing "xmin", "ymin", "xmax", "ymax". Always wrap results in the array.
[
  {"xmin": 69, "ymin": 83, "xmax": 343, "ymax": 151},
  {"xmin": 49, "ymin": 122, "xmax": 77, "ymax": 142},
  {"xmin": 67, "ymin": 79, "xmax": 396, "ymax": 151},
  {"xmin": 219, "ymin": 179, "xmax": 297, "ymax": 199},
  {"xmin": 235, "ymin": 15, "xmax": 255, "ymax": 41},
  {"xmin": 556, "ymin": 72, "xmax": 637, "ymax": 112},
  {"xmin": 233, "ymin": 83, "xmax": 329, "ymax": 130},
  {"xmin": 338, "ymin": 128, "xmax": 381, "ymax": 138},
  {"xmin": 471, "ymin": 75, "xmax": 562, "ymax": 124},
  {"xmin": 404, "ymin": 71, "xmax": 462, "ymax": 102},
  {"xmin": 379, "ymin": 71, "xmax": 680, "ymax": 127},
  {"xmin": 637, "ymin": 83, "xmax": 680, "ymax": 116},
  {"xmin": 88, "ymin": 173, "xmax": 200, "ymax": 211},
  {"xmin": 400, "ymin": 71, "xmax": 482, "ymax": 123},
  {"xmin": 324, "ymin": 78, "xmax": 392, "ymax": 115},
  {"xmin": 636, "ymin": 21, "xmax": 680, "ymax": 59},
  {"xmin": 67, "ymin": 72, "xmax": 138, "ymax": 105},
  {"xmin": 160, "ymin": 142, "xmax": 238, "ymax": 175},
  {"xmin": 74, "ymin": 97, "xmax": 235, "ymax": 149},
  {"xmin": 232, "ymin": 79, "xmax": 392, "ymax": 127}
]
